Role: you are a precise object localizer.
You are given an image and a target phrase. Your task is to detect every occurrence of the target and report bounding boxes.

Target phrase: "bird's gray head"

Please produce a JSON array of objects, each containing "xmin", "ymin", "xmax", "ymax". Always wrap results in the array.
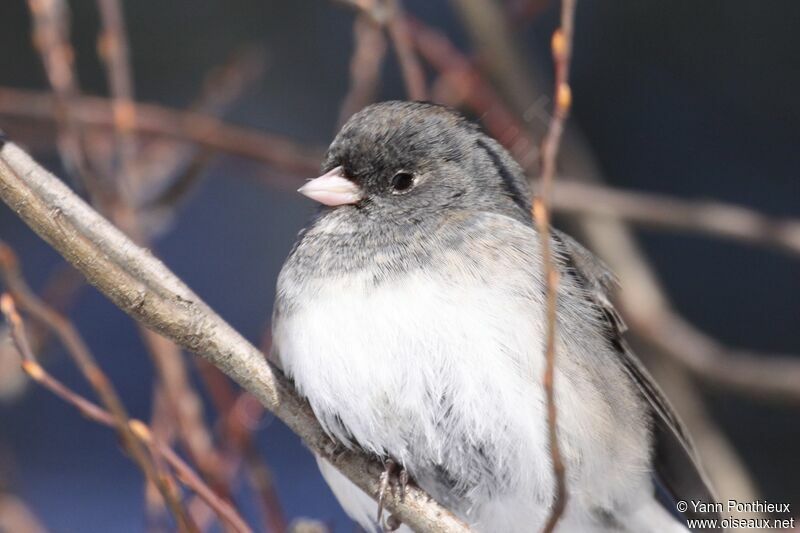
[{"xmin": 299, "ymin": 101, "xmax": 532, "ymax": 226}]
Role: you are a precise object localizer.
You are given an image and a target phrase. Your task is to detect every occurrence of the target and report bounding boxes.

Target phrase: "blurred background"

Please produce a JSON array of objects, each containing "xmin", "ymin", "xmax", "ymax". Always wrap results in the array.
[{"xmin": 0, "ymin": 1, "xmax": 798, "ymax": 531}]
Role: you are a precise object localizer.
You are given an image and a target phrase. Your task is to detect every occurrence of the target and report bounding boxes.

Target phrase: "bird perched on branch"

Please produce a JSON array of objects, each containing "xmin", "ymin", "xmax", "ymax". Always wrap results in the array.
[{"xmin": 272, "ymin": 101, "xmax": 718, "ymax": 532}]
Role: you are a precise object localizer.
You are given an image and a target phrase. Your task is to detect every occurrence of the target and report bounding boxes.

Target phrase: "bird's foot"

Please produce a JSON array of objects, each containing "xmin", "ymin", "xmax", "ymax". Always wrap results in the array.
[
  {"xmin": 376, "ymin": 459, "xmax": 409, "ymax": 531},
  {"xmin": 323, "ymin": 438, "xmax": 348, "ymax": 463}
]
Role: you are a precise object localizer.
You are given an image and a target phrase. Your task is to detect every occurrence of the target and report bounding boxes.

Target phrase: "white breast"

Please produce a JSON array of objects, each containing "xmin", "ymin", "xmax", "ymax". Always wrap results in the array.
[
  {"xmin": 276, "ymin": 269, "xmax": 551, "ymax": 486},
  {"xmin": 274, "ymin": 267, "xmax": 657, "ymax": 531}
]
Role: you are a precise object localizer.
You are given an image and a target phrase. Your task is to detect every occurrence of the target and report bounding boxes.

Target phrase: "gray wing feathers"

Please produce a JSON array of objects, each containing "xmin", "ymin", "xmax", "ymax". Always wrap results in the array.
[{"xmin": 554, "ymin": 231, "xmax": 722, "ymax": 531}]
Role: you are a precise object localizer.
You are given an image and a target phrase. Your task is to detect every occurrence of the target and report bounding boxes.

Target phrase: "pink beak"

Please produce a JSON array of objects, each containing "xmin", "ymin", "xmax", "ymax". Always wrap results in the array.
[{"xmin": 298, "ymin": 166, "xmax": 362, "ymax": 206}]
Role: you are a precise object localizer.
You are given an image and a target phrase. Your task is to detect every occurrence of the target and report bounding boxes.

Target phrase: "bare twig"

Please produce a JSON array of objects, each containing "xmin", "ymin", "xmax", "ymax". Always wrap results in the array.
[
  {"xmin": 145, "ymin": 384, "xmax": 178, "ymax": 528},
  {"xmin": 384, "ymin": 0, "xmax": 427, "ymax": 100},
  {"xmin": 138, "ymin": 328, "xmax": 230, "ymax": 501},
  {"xmin": 448, "ymin": 0, "xmax": 547, "ymax": 139},
  {"xmin": 95, "ymin": 0, "xmax": 138, "ymax": 195},
  {"xmin": 0, "ymin": 295, "xmax": 250, "ymax": 533},
  {"xmin": 335, "ymin": 0, "xmax": 426, "ymax": 101},
  {"xmin": 4, "ymin": 262, "xmax": 84, "ymax": 360},
  {"xmin": 197, "ymin": 360, "xmax": 287, "ymax": 533},
  {"xmin": 5, "ymin": 85, "xmax": 800, "ymax": 260},
  {"xmin": 338, "ymin": 13, "xmax": 388, "ymax": 127},
  {"xmin": 0, "ymin": 251, "xmax": 197, "ymax": 533},
  {"xmin": 550, "ymin": 180, "xmax": 800, "ymax": 257},
  {"xmin": 408, "ymin": 17, "xmax": 538, "ymax": 169},
  {"xmin": 0, "ymin": 139, "xmax": 470, "ymax": 533},
  {"xmin": 625, "ymin": 291, "xmax": 800, "ymax": 403},
  {"xmin": 0, "ymin": 492, "xmax": 48, "ymax": 533},
  {"xmin": 25, "ymin": 0, "xmax": 110, "ymax": 204},
  {"xmin": 135, "ymin": 46, "xmax": 267, "ymax": 207},
  {"xmin": 532, "ymin": 2, "xmax": 576, "ymax": 531},
  {"xmin": 0, "ymin": 88, "xmax": 322, "ymax": 175}
]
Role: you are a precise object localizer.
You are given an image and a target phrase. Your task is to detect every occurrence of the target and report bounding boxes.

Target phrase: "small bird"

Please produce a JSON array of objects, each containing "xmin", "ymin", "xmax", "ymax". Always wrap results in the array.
[{"xmin": 272, "ymin": 101, "xmax": 718, "ymax": 532}]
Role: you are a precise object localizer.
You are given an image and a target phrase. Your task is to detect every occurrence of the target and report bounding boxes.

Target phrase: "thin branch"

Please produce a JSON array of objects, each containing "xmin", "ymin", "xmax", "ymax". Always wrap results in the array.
[
  {"xmin": 447, "ymin": 0, "xmax": 548, "ymax": 139},
  {"xmin": 338, "ymin": 13, "xmax": 388, "ymax": 128},
  {"xmin": 384, "ymin": 0, "xmax": 427, "ymax": 100},
  {"xmin": 0, "ymin": 295, "xmax": 250, "ymax": 533},
  {"xmin": 146, "ymin": 383, "xmax": 179, "ymax": 528},
  {"xmin": 5, "ymin": 85, "xmax": 800, "ymax": 260},
  {"xmin": 196, "ymin": 360, "xmax": 287, "ymax": 533},
  {"xmin": 550, "ymin": 180, "xmax": 800, "ymax": 257},
  {"xmin": 335, "ymin": 0, "xmax": 426, "ymax": 100},
  {"xmin": 532, "ymin": 2, "xmax": 576, "ymax": 532},
  {"xmin": 25, "ymin": 0, "xmax": 111, "ymax": 204},
  {"xmin": 95, "ymin": 0, "xmax": 139, "ymax": 195},
  {"xmin": 138, "ymin": 327, "xmax": 230, "ymax": 502},
  {"xmin": 0, "ymin": 492, "xmax": 48, "ymax": 533},
  {"xmin": 408, "ymin": 17, "xmax": 538, "ymax": 169},
  {"xmin": 4, "ymin": 262, "xmax": 84, "ymax": 360},
  {"xmin": 0, "ymin": 87, "xmax": 322, "ymax": 175},
  {"xmin": 0, "ymin": 249, "xmax": 197, "ymax": 533},
  {"xmin": 0, "ymin": 139, "xmax": 470, "ymax": 533},
  {"xmin": 627, "ymin": 295, "xmax": 800, "ymax": 403},
  {"xmin": 135, "ymin": 46, "xmax": 267, "ymax": 207}
]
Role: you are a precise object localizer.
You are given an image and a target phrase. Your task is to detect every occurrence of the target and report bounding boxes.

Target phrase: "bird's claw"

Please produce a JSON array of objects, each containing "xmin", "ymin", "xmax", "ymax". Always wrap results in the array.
[
  {"xmin": 375, "ymin": 459, "xmax": 408, "ymax": 531},
  {"xmin": 323, "ymin": 438, "xmax": 348, "ymax": 462}
]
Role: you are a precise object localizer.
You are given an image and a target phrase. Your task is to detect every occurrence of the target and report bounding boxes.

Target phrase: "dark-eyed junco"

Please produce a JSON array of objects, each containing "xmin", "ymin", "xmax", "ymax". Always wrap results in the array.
[{"xmin": 272, "ymin": 101, "xmax": 718, "ymax": 532}]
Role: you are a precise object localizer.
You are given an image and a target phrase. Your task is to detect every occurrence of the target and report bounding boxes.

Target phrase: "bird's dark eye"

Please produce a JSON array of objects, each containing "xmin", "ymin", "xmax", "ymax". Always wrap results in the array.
[{"xmin": 390, "ymin": 172, "xmax": 415, "ymax": 194}]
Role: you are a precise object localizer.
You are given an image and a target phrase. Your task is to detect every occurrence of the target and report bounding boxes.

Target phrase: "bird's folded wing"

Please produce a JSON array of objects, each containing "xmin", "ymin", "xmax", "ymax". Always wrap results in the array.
[{"xmin": 554, "ymin": 231, "xmax": 722, "ymax": 531}]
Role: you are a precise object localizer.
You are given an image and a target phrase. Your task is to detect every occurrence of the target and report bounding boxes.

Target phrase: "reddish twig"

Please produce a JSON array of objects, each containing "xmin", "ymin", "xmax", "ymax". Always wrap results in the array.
[
  {"xmin": 533, "ymin": 1, "xmax": 576, "ymax": 532},
  {"xmin": 408, "ymin": 17, "xmax": 538, "ymax": 169},
  {"xmin": 95, "ymin": 0, "xmax": 139, "ymax": 195},
  {"xmin": 196, "ymin": 360, "xmax": 287, "ymax": 533},
  {"xmin": 0, "ymin": 492, "xmax": 48, "ymax": 533},
  {"xmin": 0, "ymin": 294, "xmax": 250, "ymax": 533},
  {"xmin": 138, "ymin": 328, "xmax": 231, "ymax": 504},
  {"xmin": 0, "ymin": 87, "xmax": 322, "ymax": 175},
  {"xmin": 145, "ymin": 383, "xmax": 176, "ymax": 529},
  {"xmin": 338, "ymin": 13, "xmax": 388, "ymax": 127},
  {"xmin": 507, "ymin": 0, "xmax": 552, "ymax": 25},
  {"xmin": 6, "ymin": 83, "xmax": 798, "ymax": 260},
  {"xmin": 0, "ymin": 248, "xmax": 197, "ymax": 533},
  {"xmin": 384, "ymin": 0, "xmax": 427, "ymax": 100},
  {"xmin": 335, "ymin": 0, "xmax": 426, "ymax": 101},
  {"xmin": 25, "ymin": 0, "xmax": 111, "ymax": 205}
]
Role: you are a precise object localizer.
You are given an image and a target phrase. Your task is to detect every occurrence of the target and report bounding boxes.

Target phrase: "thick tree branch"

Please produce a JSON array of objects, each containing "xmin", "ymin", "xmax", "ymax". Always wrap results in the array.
[{"xmin": 0, "ymin": 139, "xmax": 469, "ymax": 533}]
